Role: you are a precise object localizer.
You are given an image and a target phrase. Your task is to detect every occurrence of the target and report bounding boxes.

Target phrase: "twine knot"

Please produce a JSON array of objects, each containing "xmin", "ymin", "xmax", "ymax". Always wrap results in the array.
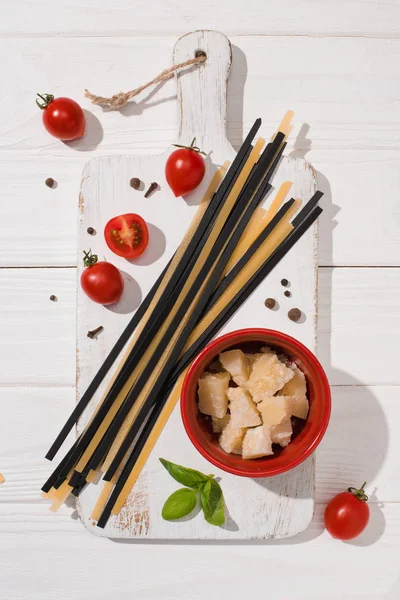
[{"xmin": 110, "ymin": 92, "xmax": 130, "ymax": 109}]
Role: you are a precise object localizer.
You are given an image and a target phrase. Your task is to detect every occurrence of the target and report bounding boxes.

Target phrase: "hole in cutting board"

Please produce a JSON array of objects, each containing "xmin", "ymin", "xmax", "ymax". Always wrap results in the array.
[{"xmin": 195, "ymin": 50, "xmax": 207, "ymax": 59}]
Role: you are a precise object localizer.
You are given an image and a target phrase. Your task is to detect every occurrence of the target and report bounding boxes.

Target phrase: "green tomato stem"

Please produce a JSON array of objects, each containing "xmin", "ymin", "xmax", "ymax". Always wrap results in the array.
[
  {"xmin": 348, "ymin": 481, "xmax": 368, "ymax": 502},
  {"xmin": 83, "ymin": 249, "xmax": 98, "ymax": 268},
  {"xmin": 36, "ymin": 93, "xmax": 55, "ymax": 110},
  {"xmin": 172, "ymin": 137, "xmax": 207, "ymax": 156}
]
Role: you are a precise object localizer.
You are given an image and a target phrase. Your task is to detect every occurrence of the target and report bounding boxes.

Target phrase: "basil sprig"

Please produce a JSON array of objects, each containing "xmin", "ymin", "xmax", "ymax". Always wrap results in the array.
[{"xmin": 159, "ymin": 458, "xmax": 225, "ymax": 526}]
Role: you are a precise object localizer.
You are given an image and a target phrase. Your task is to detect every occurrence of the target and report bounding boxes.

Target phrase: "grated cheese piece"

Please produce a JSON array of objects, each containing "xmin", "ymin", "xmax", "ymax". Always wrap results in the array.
[
  {"xmin": 258, "ymin": 396, "xmax": 290, "ymax": 426},
  {"xmin": 219, "ymin": 422, "xmax": 246, "ymax": 455},
  {"xmin": 219, "ymin": 349, "xmax": 250, "ymax": 386},
  {"xmin": 271, "ymin": 417, "xmax": 293, "ymax": 447},
  {"xmin": 277, "ymin": 364, "xmax": 307, "ymax": 399},
  {"xmin": 227, "ymin": 387, "xmax": 261, "ymax": 428},
  {"xmin": 198, "ymin": 372, "xmax": 230, "ymax": 418},
  {"xmin": 245, "ymin": 353, "xmax": 295, "ymax": 402},
  {"xmin": 242, "ymin": 425, "xmax": 273, "ymax": 459},
  {"xmin": 284, "ymin": 394, "xmax": 309, "ymax": 420}
]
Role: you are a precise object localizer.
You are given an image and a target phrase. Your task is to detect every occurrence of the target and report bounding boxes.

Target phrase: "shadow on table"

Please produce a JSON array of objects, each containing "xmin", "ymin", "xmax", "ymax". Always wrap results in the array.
[
  {"xmin": 119, "ymin": 81, "xmax": 176, "ymax": 118},
  {"xmin": 106, "ymin": 270, "xmax": 142, "ymax": 315},
  {"xmin": 64, "ymin": 110, "xmax": 104, "ymax": 151},
  {"xmin": 227, "ymin": 45, "xmax": 247, "ymax": 149}
]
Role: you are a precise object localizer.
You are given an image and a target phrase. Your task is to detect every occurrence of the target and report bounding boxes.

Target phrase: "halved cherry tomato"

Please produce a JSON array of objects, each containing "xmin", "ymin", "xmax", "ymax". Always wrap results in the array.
[
  {"xmin": 165, "ymin": 138, "xmax": 206, "ymax": 197},
  {"xmin": 36, "ymin": 93, "xmax": 85, "ymax": 141},
  {"xmin": 104, "ymin": 213, "xmax": 149, "ymax": 259},
  {"xmin": 324, "ymin": 482, "xmax": 370, "ymax": 540},
  {"xmin": 80, "ymin": 250, "xmax": 124, "ymax": 305}
]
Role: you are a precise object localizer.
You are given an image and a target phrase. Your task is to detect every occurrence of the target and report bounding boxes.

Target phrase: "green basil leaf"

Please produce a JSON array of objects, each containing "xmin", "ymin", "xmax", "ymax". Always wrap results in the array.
[
  {"xmin": 161, "ymin": 488, "xmax": 197, "ymax": 521},
  {"xmin": 159, "ymin": 458, "xmax": 211, "ymax": 489},
  {"xmin": 200, "ymin": 478, "xmax": 225, "ymax": 527}
]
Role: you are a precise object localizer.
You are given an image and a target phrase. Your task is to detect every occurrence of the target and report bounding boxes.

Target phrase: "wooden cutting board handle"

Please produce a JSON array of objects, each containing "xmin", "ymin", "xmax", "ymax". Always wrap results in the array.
[{"xmin": 173, "ymin": 30, "xmax": 234, "ymax": 161}]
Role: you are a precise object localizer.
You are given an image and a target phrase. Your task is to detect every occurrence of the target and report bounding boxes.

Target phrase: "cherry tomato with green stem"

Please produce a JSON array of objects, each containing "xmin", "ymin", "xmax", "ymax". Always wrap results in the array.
[
  {"xmin": 36, "ymin": 93, "xmax": 85, "ymax": 141},
  {"xmin": 165, "ymin": 138, "xmax": 206, "ymax": 197},
  {"xmin": 80, "ymin": 250, "xmax": 124, "ymax": 305},
  {"xmin": 324, "ymin": 482, "xmax": 370, "ymax": 540}
]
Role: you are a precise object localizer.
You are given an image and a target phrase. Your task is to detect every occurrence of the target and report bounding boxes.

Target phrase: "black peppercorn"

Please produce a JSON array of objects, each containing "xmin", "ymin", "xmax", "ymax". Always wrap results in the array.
[
  {"xmin": 87, "ymin": 227, "xmax": 95, "ymax": 235},
  {"xmin": 130, "ymin": 177, "xmax": 141, "ymax": 190},
  {"xmin": 281, "ymin": 278, "xmax": 289, "ymax": 287},
  {"xmin": 288, "ymin": 308, "xmax": 301, "ymax": 322},
  {"xmin": 49, "ymin": 295, "xmax": 57, "ymax": 302},
  {"xmin": 284, "ymin": 290, "xmax": 291, "ymax": 298},
  {"xmin": 45, "ymin": 178, "xmax": 55, "ymax": 188},
  {"xmin": 264, "ymin": 298, "xmax": 276, "ymax": 309}
]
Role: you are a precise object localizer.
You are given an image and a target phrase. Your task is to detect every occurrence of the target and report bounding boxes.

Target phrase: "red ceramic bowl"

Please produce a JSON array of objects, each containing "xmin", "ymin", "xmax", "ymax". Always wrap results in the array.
[{"xmin": 181, "ymin": 328, "xmax": 331, "ymax": 478}]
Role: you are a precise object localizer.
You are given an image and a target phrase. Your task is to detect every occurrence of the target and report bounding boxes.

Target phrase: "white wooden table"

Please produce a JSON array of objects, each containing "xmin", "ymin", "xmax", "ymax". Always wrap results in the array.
[{"xmin": 1, "ymin": 2, "xmax": 399, "ymax": 598}]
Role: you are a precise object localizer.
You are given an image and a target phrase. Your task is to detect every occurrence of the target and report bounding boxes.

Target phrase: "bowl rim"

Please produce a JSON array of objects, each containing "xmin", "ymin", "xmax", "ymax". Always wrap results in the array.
[{"xmin": 181, "ymin": 328, "xmax": 331, "ymax": 477}]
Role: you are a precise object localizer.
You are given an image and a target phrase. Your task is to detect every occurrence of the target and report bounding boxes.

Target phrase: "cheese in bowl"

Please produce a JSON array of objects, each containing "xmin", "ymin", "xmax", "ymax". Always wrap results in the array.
[{"xmin": 197, "ymin": 348, "xmax": 309, "ymax": 459}]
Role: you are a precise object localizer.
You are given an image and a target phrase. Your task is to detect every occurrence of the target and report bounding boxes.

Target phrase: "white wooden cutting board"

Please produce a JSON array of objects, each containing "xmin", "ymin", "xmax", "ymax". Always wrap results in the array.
[{"xmin": 76, "ymin": 30, "xmax": 317, "ymax": 539}]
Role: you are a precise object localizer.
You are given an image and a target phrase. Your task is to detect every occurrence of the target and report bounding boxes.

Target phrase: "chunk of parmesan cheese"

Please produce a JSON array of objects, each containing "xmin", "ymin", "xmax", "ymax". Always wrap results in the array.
[
  {"xmin": 277, "ymin": 364, "xmax": 307, "ymax": 398},
  {"xmin": 227, "ymin": 387, "xmax": 261, "ymax": 428},
  {"xmin": 242, "ymin": 425, "xmax": 273, "ymax": 459},
  {"xmin": 219, "ymin": 423, "xmax": 246, "ymax": 455},
  {"xmin": 271, "ymin": 417, "xmax": 293, "ymax": 447},
  {"xmin": 284, "ymin": 394, "xmax": 309, "ymax": 420},
  {"xmin": 245, "ymin": 353, "xmax": 294, "ymax": 402},
  {"xmin": 258, "ymin": 396, "xmax": 290, "ymax": 426},
  {"xmin": 198, "ymin": 371, "xmax": 230, "ymax": 418},
  {"xmin": 219, "ymin": 349, "xmax": 250, "ymax": 386}
]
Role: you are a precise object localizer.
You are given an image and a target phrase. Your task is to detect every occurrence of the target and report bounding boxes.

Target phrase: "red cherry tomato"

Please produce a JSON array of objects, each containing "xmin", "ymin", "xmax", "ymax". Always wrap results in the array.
[
  {"xmin": 36, "ymin": 93, "xmax": 85, "ymax": 141},
  {"xmin": 165, "ymin": 138, "xmax": 206, "ymax": 197},
  {"xmin": 80, "ymin": 250, "xmax": 124, "ymax": 305},
  {"xmin": 104, "ymin": 213, "xmax": 149, "ymax": 259},
  {"xmin": 324, "ymin": 482, "xmax": 370, "ymax": 540}
]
